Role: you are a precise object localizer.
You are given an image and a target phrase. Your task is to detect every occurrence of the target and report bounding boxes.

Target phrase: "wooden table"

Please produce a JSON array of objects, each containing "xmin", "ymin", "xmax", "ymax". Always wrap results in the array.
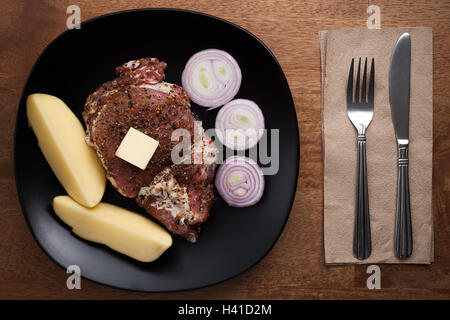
[{"xmin": 1, "ymin": 0, "xmax": 449, "ymax": 300}]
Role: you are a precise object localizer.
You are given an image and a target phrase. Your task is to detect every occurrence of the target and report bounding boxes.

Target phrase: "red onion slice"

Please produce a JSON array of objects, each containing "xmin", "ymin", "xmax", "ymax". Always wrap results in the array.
[
  {"xmin": 182, "ymin": 49, "xmax": 242, "ymax": 108},
  {"xmin": 215, "ymin": 156, "xmax": 264, "ymax": 207},
  {"xmin": 215, "ymin": 99, "xmax": 265, "ymax": 150}
]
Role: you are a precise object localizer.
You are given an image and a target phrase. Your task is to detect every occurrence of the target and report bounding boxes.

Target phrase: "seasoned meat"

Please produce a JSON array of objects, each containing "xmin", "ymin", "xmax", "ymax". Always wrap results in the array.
[
  {"xmin": 83, "ymin": 57, "xmax": 217, "ymax": 242},
  {"xmin": 137, "ymin": 129, "xmax": 217, "ymax": 242}
]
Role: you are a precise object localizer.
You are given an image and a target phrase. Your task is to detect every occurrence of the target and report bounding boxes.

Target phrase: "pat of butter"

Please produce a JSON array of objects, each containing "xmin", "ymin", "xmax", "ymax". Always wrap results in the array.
[{"xmin": 115, "ymin": 127, "xmax": 159, "ymax": 170}]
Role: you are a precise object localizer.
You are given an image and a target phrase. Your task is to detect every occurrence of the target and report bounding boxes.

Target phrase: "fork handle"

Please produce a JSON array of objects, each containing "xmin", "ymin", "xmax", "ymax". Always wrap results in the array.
[
  {"xmin": 394, "ymin": 145, "xmax": 413, "ymax": 259},
  {"xmin": 353, "ymin": 134, "xmax": 372, "ymax": 260}
]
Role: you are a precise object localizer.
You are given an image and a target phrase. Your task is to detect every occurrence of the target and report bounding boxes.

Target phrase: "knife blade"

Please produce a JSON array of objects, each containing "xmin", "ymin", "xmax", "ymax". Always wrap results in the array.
[
  {"xmin": 389, "ymin": 33, "xmax": 411, "ymax": 143},
  {"xmin": 389, "ymin": 32, "xmax": 413, "ymax": 259}
]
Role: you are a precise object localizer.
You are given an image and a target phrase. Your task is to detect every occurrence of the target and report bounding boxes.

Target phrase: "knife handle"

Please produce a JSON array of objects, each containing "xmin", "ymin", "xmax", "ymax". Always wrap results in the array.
[
  {"xmin": 395, "ymin": 145, "xmax": 413, "ymax": 259},
  {"xmin": 353, "ymin": 134, "xmax": 372, "ymax": 260}
]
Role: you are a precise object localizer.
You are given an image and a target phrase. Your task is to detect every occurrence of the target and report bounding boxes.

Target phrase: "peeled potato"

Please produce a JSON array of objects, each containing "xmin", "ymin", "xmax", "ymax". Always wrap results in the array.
[
  {"xmin": 53, "ymin": 196, "xmax": 172, "ymax": 262},
  {"xmin": 27, "ymin": 93, "xmax": 106, "ymax": 207}
]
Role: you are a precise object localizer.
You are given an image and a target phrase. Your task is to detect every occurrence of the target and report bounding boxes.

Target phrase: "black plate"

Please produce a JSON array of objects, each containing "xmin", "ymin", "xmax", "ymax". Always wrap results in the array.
[{"xmin": 14, "ymin": 9, "xmax": 299, "ymax": 292}]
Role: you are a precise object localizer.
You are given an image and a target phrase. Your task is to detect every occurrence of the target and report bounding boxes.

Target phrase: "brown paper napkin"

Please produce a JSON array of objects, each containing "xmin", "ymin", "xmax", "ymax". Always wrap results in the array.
[{"xmin": 321, "ymin": 28, "xmax": 433, "ymax": 264}]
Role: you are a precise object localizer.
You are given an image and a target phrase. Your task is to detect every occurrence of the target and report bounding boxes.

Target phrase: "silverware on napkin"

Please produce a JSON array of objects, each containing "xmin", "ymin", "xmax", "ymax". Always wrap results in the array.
[
  {"xmin": 389, "ymin": 32, "xmax": 413, "ymax": 259},
  {"xmin": 347, "ymin": 57, "xmax": 375, "ymax": 260}
]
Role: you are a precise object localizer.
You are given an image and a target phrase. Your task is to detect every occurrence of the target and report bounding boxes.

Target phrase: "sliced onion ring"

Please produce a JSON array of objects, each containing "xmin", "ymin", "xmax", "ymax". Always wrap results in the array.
[
  {"xmin": 215, "ymin": 99, "xmax": 265, "ymax": 150},
  {"xmin": 182, "ymin": 49, "xmax": 242, "ymax": 108},
  {"xmin": 215, "ymin": 156, "xmax": 264, "ymax": 207}
]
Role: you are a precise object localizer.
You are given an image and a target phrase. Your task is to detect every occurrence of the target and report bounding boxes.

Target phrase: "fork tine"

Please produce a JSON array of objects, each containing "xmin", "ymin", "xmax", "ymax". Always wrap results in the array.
[
  {"xmin": 361, "ymin": 58, "xmax": 368, "ymax": 103},
  {"xmin": 347, "ymin": 59, "xmax": 354, "ymax": 104},
  {"xmin": 368, "ymin": 58, "xmax": 375, "ymax": 105},
  {"xmin": 355, "ymin": 58, "xmax": 361, "ymax": 103}
]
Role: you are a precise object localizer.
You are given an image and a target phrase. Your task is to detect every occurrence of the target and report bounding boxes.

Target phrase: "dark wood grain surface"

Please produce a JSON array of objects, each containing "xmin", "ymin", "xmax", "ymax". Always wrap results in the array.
[{"xmin": 1, "ymin": 0, "xmax": 449, "ymax": 299}]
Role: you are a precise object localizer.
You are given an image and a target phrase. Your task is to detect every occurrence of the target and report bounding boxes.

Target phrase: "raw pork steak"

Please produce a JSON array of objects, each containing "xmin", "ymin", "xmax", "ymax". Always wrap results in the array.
[{"xmin": 83, "ymin": 57, "xmax": 217, "ymax": 242}]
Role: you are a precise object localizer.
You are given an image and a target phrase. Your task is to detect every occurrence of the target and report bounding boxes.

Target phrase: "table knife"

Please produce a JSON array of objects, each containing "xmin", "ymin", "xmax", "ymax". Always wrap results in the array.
[{"xmin": 389, "ymin": 32, "xmax": 413, "ymax": 259}]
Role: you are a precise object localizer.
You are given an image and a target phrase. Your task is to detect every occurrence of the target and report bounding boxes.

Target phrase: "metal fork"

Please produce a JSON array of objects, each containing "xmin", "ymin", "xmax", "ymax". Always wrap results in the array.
[{"xmin": 347, "ymin": 57, "xmax": 375, "ymax": 260}]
